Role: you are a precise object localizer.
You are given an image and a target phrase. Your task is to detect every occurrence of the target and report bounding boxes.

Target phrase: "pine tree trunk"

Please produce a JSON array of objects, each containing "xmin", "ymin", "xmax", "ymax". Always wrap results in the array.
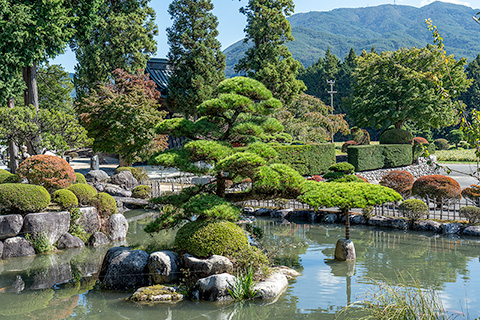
[
  {"xmin": 7, "ymin": 97, "xmax": 19, "ymax": 173},
  {"xmin": 23, "ymin": 63, "xmax": 41, "ymax": 155},
  {"xmin": 216, "ymin": 173, "xmax": 226, "ymax": 198}
]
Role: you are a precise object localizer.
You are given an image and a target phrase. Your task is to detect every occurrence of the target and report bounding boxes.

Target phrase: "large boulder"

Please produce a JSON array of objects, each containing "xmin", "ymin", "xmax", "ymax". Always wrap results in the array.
[
  {"xmin": 77, "ymin": 207, "xmax": 101, "ymax": 235},
  {"xmin": 412, "ymin": 220, "xmax": 442, "ymax": 233},
  {"xmin": 322, "ymin": 213, "xmax": 338, "ymax": 224},
  {"xmin": 87, "ymin": 232, "xmax": 110, "ymax": 247},
  {"xmin": 22, "ymin": 211, "xmax": 70, "ymax": 245},
  {"xmin": 107, "ymin": 214, "xmax": 128, "ymax": 241},
  {"xmin": 192, "ymin": 273, "xmax": 236, "ymax": 302},
  {"xmin": 253, "ymin": 272, "xmax": 289, "ymax": 300},
  {"xmin": 367, "ymin": 216, "xmax": 394, "ymax": 228},
  {"xmin": 105, "ymin": 186, "xmax": 132, "ymax": 198},
  {"xmin": 148, "ymin": 251, "xmax": 181, "ymax": 284},
  {"xmin": 391, "ymin": 218, "xmax": 409, "ymax": 230},
  {"xmin": 100, "ymin": 247, "xmax": 150, "ymax": 291},
  {"xmin": 462, "ymin": 226, "xmax": 480, "ymax": 237},
  {"xmin": 183, "ymin": 254, "xmax": 233, "ymax": 279},
  {"xmin": 85, "ymin": 170, "xmax": 109, "ymax": 184},
  {"xmin": 2, "ymin": 237, "xmax": 35, "ymax": 258},
  {"xmin": 57, "ymin": 233, "xmax": 85, "ymax": 250},
  {"xmin": 442, "ymin": 223, "xmax": 464, "ymax": 235},
  {"xmin": 0, "ymin": 214, "xmax": 23, "ymax": 240},
  {"xmin": 110, "ymin": 171, "xmax": 138, "ymax": 190}
]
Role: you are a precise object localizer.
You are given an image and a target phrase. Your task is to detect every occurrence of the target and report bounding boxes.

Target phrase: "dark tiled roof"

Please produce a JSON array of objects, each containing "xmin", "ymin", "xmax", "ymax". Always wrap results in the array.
[{"xmin": 146, "ymin": 58, "xmax": 172, "ymax": 97}]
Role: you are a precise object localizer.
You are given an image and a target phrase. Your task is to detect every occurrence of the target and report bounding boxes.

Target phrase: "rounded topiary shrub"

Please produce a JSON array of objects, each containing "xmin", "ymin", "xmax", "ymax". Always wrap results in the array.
[
  {"xmin": 52, "ymin": 189, "xmax": 78, "ymax": 210},
  {"xmin": 379, "ymin": 170, "xmax": 414, "ymax": 197},
  {"xmin": 175, "ymin": 220, "xmax": 249, "ymax": 258},
  {"xmin": 413, "ymin": 137, "xmax": 428, "ymax": 145},
  {"xmin": 17, "ymin": 154, "xmax": 76, "ymax": 192},
  {"xmin": 329, "ymin": 162, "xmax": 355, "ymax": 174},
  {"xmin": 379, "ymin": 129, "xmax": 413, "ymax": 145},
  {"xmin": 434, "ymin": 138, "xmax": 450, "ymax": 151},
  {"xmin": 132, "ymin": 185, "xmax": 151, "ymax": 199},
  {"xmin": 462, "ymin": 185, "xmax": 480, "ymax": 203},
  {"xmin": 0, "ymin": 170, "xmax": 20, "ymax": 184},
  {"xmin": 399, "ymin": 199, "xmax": 428, "ymax": 221},
  {"xmin": 459, "ymin": 206, "xmax": 480, "ymax": 224},
  {"xmin": 67, "ymin": 183, "xmax": 97, "ymax": 205},
  {"xmin": 0, "ymin": 183, "xmax": 50, "ymax": 215},
  {"xmin": 412, "ymin": 175, "xmax": 461, "ymax": 202},
  {"xmin": 75, "ymin": 172, "xmax": 87, "ymax": 184},
  {"xmin": 92, "ymin": 192, "xmax": 117, "ymax": 218}
]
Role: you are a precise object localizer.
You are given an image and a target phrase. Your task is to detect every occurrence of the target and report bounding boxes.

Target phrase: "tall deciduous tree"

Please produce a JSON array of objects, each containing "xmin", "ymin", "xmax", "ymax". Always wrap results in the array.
[
  {"xmin": 235, "ymin": 0, "xmax": 305, "ymax": 105},
  {"xmin": 76, "ymin": 69, "xmax": 167, "ymax": 166},
  {"xmin": 350, "ymin": 46, "xmax": 471, "ymax": 130},
  {"xmin": 72, "ymin": 0, "xmax": 158, "ymax": 97},
  {"xmin": 166, "ymin": 0, "xmax": 226, "ymax": 118}
]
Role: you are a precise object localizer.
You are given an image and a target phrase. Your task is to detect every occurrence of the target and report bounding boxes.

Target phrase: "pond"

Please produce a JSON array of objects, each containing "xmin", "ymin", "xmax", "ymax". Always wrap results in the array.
[{"xmin": 0, "ymin": 209, "xmax": 479, "ymax": 319}]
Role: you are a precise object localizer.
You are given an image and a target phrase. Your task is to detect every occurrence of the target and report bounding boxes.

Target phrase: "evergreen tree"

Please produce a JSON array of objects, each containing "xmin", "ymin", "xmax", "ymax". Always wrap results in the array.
[
  {"xmin": 166, "ymin": 0, "xmax": 226, "ymax": 118},
  {"xmin": 73, "ymin": 0, "xmax": 158, "ymax": 97},
  {"xmin": 336, "ymin": 48, "xmax": 357, "ymax": 116},
  {"xmin": 37, "ymin": 63, "xmax": 74, "ymax": 113},
  {"xmin": 235, "ymin": 0, "xmax": 305, "ymax": 105},
  {"xmin": 461, "ymin": 54, "xmax": 480, "ymax": 112}
]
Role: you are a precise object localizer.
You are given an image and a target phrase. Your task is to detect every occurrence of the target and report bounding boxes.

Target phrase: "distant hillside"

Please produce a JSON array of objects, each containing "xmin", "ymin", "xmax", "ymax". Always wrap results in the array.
[{"xmin": 225, "ymin": 1, "xmax": 480, "ymax": 77}]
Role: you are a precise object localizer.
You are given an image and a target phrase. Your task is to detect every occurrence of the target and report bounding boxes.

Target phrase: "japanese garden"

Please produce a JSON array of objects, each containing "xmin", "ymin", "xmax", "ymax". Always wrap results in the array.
[{"xmin": 2, "ymin": 0, "xmax": 480, "ymax": 319}]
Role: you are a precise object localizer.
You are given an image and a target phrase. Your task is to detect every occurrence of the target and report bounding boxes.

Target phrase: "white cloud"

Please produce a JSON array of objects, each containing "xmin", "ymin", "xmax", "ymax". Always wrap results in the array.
[{"xmin": 420, "ymin": 0, "xmax": 472, "ymax": 7}]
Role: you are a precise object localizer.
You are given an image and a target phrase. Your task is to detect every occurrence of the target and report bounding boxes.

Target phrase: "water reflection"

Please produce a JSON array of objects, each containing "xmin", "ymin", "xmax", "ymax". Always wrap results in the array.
[{"xmin": 0, "ymin": 212, "xmax": 480, "ymax": 318}]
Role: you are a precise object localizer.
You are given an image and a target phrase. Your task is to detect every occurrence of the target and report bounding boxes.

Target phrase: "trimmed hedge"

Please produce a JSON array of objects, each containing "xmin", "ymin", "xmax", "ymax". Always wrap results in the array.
[
  {"xmin": 273, "ymin": 143, "xmax": 335, "ymax": 175},
  {"xmin": 347, "ymin": 144, "xmax": 412, "ymax": 172},
  {"xmin": 75, "ymin": 172, "xmax": 87, "ymax": 184},
  {"xmin": 52, "ymin": 189, "xmax": 78, "ymax": 210},
  {"xmin": 379, "ymin": 129, "xmax": 413, "ymax": 144},
  {"xmin": 0, "ymin": 170, "xmax": 20, "ymax": 184},
  {"xmin": 92, "ymin": 192, "xmax": 117, "ymax": 218},
  {"xmin": 0, "ymin": 183, "xmax": 51, "ymax": 215},
  {"xmin": 67, "ymin": 183, "xmax": 97, "ymax": 205}
]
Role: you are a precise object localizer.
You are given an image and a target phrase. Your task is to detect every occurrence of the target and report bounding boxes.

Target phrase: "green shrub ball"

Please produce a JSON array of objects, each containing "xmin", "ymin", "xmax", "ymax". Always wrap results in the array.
[
  {"xmin": 92, "ymin": 192, "xmax": 117, "ymax": 218},
  {"xmin": 52, "ymin": 189, "xmax": 78, "ymax": 210},
  {"xmin": 399, "ymin": 199, "xmax": 428, "ymax": 221},
  {"xmin": 75, "ymin": 172, "xmax": 87, "ymax": 184},
  {"xmin": 0, "ymin": 183, "xmax": 51, "ymax": 215},
  {"xmin": 379, "ymin": 128, "xmax": 413, "ymax": 145},
  {"xmin": 0, "ymin": 170, "xmax": 21, "ymax": 184},
  {"xmin": 67, "ymin": 183, "xmax": 97, "ymax": 205},
  {"xmin": 329, "ymin": 162, "xmax": 355, "ymax": 174},
  {"xmin": 459, "ymin": 206, "xmax": 480, "ymax": 224},
  {"xmin": 132, "ymin": 185, "xmax": 151, "ymax": 199},
  {"xmin": 434, "ymin": 138, "xmax": 450, "ymax": 151}
]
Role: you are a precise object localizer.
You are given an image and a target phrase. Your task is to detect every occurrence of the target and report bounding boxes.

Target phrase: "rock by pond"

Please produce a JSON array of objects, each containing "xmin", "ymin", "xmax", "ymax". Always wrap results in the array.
[
  {"xmin": 192, "ymin": 273, "xmax": 236, "ymax": 303},
  {"xmin": 148, "ymin": 250, "xmax": 181, "ymax": 284},
  {"xmin": 183, "ymin": 254, "xmax": 233, "ymax": 279},
  {"xmin": 129, "ymin": 285, "xmax": 184, "ymax": 303},
  {"xmin": 3, "ymin": 236, "xmax": 35, "ymax": 258},
  {"xmin": 0, "ymin": 214, "xmax": 23, "ymax": 240}
]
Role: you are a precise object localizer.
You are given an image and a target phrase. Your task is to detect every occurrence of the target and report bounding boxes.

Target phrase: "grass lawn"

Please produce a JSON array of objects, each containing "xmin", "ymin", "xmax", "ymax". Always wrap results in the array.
[{"xmin": 435, "ymin": 148, "xmax": 478, "ymax": 163}]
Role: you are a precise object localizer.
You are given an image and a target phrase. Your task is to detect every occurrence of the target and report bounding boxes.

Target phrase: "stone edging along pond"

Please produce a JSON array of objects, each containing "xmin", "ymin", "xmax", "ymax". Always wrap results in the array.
[{"xmin": 248, "ymin": 207, "xmax": 480, "ymax": 237}]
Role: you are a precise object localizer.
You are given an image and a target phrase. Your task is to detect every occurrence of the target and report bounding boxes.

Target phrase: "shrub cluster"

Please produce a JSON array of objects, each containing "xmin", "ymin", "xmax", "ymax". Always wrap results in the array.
[
  {"xmin": 462, "ymin": 185, "xmax": 480, "ymax": 203},
  {"xmin": 17, "ymin": 155, "xmax": 76, "ymax": 192},
  {"xmin": 0, "ymin": 183, "xmax": 51, "ymax": 215},
  {"xmin": 352, "ymin": 127, "xmax": 370, "ymax": 145},
  {"xmin": 399, "ymin": 199, "xmax": 428, "ymax": 221},
  {"xmin": 132, "ymin": 185, "xmax": 152, "ymax": 199},
  {"xmin": 459, "ymin": 206, "xmax": 480, "ymax": 224},
  {"xmin": 434, "ymin": 138, "xmax": 449, "ymax": 151},
  {"xmin": 379, "ymin": 129, "xmax": 413, "ymax": 145},
  {"xmin": 67, "ymin": 183, "xmax": 97, "ymax": 205},
  {"xmin": 329, "ymin": 162, "xmax": 355, "ymax": 174},
  {"xmin": 52, "ymin": 189, "xmax": 78, "ymax": 210},
  {"xmin": 92, "ymin": 192, "xmax": 117, "ymax": 218},
  {"xmin": 75, "ymin": 172, "xmax": 87, "ymax": 184},
  {"xmin": 379, "ymin": 170, "xmax": 414, "ymax": 197},
  {"xmin": 412, "ymin": 175, "xmax": 461, "ymax": 202},
  {"xmin": 0, "ymin": 169, "xmax": 20, "ymax": 184}
]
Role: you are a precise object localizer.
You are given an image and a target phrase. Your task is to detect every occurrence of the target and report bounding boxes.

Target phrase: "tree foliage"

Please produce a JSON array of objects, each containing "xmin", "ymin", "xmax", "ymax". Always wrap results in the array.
[
  {"xmin": 350, "ymin": 45, "xmax": 471, "ymax": 130},
  {"xmin": 72, "ymin": 0, "xmax": 158, "ymax": 97},
  {"xmin": 37, "ymin": 63, "xmax": 74, "ymax": 113},
  {"xmin": 76, "ymin": 69, "xmax": 166, "ymax": 166},
  {"xmin": 234, "ymin": 0, "xmax": 305, "ymax": 105},
  {"xmin": 166, "ymin": 0, "xmax": 225, "ymax": 118}
]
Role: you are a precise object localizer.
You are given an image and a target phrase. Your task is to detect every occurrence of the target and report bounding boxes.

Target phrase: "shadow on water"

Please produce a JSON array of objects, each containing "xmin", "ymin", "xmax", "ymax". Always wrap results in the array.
[{"xmin": 1, "ymin": 211, "xmax": 480, "ymax": 318}]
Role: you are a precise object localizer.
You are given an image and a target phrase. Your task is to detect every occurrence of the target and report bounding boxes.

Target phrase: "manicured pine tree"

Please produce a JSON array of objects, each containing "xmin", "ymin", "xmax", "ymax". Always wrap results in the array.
[
  {"xmin": 235, "ymin": 0, "xmax": 305, "ymax": 105},
  {"xmin": 166, "ymin": 0, "xmax": 226, "ymax": 119}
]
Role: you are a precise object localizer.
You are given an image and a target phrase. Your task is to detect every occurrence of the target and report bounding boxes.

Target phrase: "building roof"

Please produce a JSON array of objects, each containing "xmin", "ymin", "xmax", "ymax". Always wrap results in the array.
[{"xmin": 145, "ymin": 58, "xmax": 172, "ymax": 97}]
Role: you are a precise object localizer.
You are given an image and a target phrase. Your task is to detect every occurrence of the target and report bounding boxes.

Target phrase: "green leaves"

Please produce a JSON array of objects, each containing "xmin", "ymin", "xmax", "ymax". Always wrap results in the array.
[{"xmin": 253, "ymin": 163, "xmax": 305, "ymax": 199}]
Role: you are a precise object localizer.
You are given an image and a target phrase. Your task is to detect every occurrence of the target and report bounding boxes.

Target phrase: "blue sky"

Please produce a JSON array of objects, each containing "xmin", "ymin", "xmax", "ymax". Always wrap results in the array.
[{"xmin": 52, "ymin": 0, "xmax": 480, "ymax": 72}]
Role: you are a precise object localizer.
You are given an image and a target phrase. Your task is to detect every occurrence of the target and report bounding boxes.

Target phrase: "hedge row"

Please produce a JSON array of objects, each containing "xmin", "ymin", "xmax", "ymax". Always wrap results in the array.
[
  {"xmin": 347, "ymin": 144, "xmax": 412, "ymax": 172},
  {"xmin": 273, "ymin": 144, "xmax": 335, "ymax": 176}
]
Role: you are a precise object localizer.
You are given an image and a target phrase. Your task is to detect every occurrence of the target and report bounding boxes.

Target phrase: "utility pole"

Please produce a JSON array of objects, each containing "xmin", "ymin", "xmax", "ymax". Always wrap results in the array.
[{"xmin": 327, "ymin": 80, "xmax": 337, "ymax": 142}]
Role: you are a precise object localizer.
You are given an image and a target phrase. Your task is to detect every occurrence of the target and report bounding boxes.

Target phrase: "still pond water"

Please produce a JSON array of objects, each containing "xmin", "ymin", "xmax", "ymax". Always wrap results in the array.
[{"xmin": 0, "ymin": 209, "xmax": 480, "ymax": 319}]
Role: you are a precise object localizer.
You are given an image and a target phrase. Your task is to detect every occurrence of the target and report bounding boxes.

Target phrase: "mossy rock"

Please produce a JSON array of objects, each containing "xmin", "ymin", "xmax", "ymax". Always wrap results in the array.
[
  {"xmin": 0, "ymin": 183, "xmax": 51, "ymax": 215},
  {"xmin": 132, "ymin": 185, "xmax": 151, "ymax": 199},
  {"xmin": 75, "ymin": 172, "xmax": 87, "ymax": 184},
  {"xmin": 52, "ymin": 189, "xmax": 78, "ymax": 210},
  {"xmin": 92, "ymin": 192, "xmax": 117, "ymax": 218},
  {"xmin": 67, "ymin": 183, "xmax": 97, "ymax": 205},
  {"xmin": 129, "ymin": 285, "xmax": 185, "ymax": 303}
]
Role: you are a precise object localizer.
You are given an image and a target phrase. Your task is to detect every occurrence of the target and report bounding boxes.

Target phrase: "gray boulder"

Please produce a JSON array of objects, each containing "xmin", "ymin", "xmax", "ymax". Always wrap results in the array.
[
  {"xmin": 183, "ymin": 254, "xmax": 233, "ymax": 279},
  {"xmin": 322, "ymin": 213, "xmax": 338, "ymax": 224},
  {"xmin": 149, "ymin": 251, "xmax": 181, "ymax": 284},
  {"xmin": 442, "ymin": 223, "xmax": 464, "ymax": 234},
  {"xmin": 350, "ymin": 215, "xmax": 367, "ymax": 225},
  {"xmin": 2, "ymin": 237, "xmax": 35, "ymax": 258},
  {"xmin": 462, "ymin": 226, "xmax": 480, "ymax": 236},
  {"xmin": 77, "ymin": 207, "xmax": 101, "ymax": 235},
  {"xmin": 271, "ymin": 208, "xmax": 293, "ymax": 219},
  {"xmin": 105, "ymin": 186, "xmax": 132, "ymax": 198},
  {"xmin": 192, "ymin": 273, "xmax": 236, "ymax": 302},
  {"xmin": 412, "ymin": 220, "xmax": 442, "ymax": 233},
  {"xmin": 87, "ymin": 232, "xmax": 110, "ymax": 247},
  {"xmin": 368, "ymin": 216, "xmax": 393, "ymax": 228},
  {"xmin": 57, "ymin": 233, "xmax": 85, "ymax": 250},
  {"xmin": 22, "ymin": 211, "xmax": 70, "ymax": 245},
  {"xmin": 391, "ymin": 218, "xmax": 409, "ymax": 230},
  {"xmin": 0, "ymin": 214, "xmax": 23, "ymax": 240},
  {"xmin": 254, "ymin": 208, "xmax": 275, "ymax": 216},
  {"xmin": 100, "ymin": 247, "xmax": 150, "ymax": 291},
  {"xmin": 253, "ymin": 272, "xmax": 289, "ymax": 300},
  {"xmin": 243, "ymin": 207, "xmax": 255, "ymax": 215},
  {"xmin": 85, "ymin": 170, "xmax": 109, "ymax": 184},
  {"xmin": 108, "ymin": 214, "xmax": 129, "ymax": 241},
  {"xmin": 110, "ymin": 171, "xmax": 138, "ymax": 190}
]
